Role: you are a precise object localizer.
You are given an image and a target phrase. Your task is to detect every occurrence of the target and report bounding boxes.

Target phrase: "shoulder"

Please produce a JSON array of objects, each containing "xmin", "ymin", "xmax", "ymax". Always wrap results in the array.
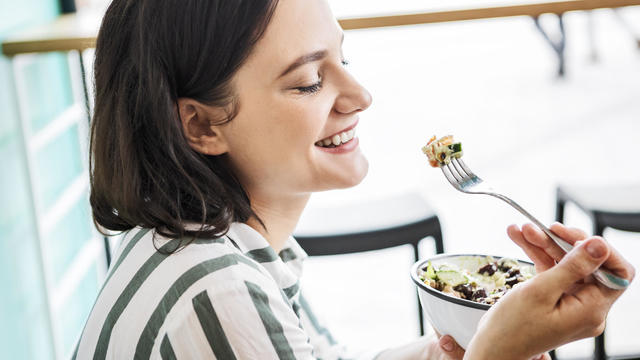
[{"xmin": 78, "ymin": 227, "xmax": 300, "ymax": 359}]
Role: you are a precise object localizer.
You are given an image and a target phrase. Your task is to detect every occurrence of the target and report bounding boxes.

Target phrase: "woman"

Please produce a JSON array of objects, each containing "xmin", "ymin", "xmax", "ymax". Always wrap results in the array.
[{"xmin": 75, "ymin": 0, "xmax": 635, "ymax": 358}]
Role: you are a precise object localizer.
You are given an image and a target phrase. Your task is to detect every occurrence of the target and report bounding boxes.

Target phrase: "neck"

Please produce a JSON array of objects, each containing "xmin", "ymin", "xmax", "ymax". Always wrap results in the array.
[{"xmin": 245, "ymin": 191, "xmax": 311, "ymax": 253}]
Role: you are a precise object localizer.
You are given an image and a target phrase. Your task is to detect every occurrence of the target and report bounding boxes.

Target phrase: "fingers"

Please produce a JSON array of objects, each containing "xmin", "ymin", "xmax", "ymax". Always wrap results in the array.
[
  {"xmin": 549, "ymin": 222, "xmax": 588, "ymax": 240},
  {"xmin": 439, "ymin": 335, "xmax": 465, "ymax": 360},
  {"xmin": 597, "ymin": 243, "xmax": 636, "ymax": 286},
  {"xmin": 511, "ymin": 222, "xmax": 586, "ymax": 264},
  {"xmin": 507, "ymin": 224, "xmax": 555, "ymax": 272},
  {"xmin": 523, "ymin": 224, "xmax": 567, "ymax": 262},
  {"xmin": 535, "ymin": 237, "xmax": 610, "ymax": 299},
  {"xmin": 529, "ymin": 353, "xmax": 552, "ymax": 360}
]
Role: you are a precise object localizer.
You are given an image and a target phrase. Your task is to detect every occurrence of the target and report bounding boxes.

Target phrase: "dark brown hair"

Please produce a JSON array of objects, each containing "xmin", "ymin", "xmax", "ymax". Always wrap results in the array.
[{"xmin": 90, "ymin": 0, "xmax": 278, "ymax": 246}]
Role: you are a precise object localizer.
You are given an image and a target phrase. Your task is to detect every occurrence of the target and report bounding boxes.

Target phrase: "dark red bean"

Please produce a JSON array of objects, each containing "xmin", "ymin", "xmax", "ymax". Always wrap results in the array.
[
  {"xmin": 507, "ymin": 268, "xmax": 520, "ymax": 277},
  {"xmin": 505, "ymin": 276, "xmax": 519, "ymax": 287},
  {"xmin": 498, "ymin": 263, "xmax": 512, "ymax": 272},
  {"xmin": 478, "ymin": 263, "xmax": 497, "ymax": 276},
  {"xmin": 472, "ymin": 288, "xmax": 487, "ymax": 301},
  {"xmin": 453, "ymin": 284, "xmax": 475, "ymax": 299}
]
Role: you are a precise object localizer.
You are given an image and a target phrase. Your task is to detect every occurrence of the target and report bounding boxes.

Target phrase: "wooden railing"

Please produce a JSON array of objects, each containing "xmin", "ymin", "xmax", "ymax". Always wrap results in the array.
[
  {"xmin": 338, "ymin": 0, "xmax": 640, "ymax": 29},
  {"xmin": 3, "ymin": 0, "xmax": 640, "ymax": 56}
]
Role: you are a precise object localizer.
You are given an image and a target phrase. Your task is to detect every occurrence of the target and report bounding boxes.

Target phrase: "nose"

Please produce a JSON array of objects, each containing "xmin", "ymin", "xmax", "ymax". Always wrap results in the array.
[{"xmin": 333, "ymin": 71, "xmax": 373, "ymax": 115}]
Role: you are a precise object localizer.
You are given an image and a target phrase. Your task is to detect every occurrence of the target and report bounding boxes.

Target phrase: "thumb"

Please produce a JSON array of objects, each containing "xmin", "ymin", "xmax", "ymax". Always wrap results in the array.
[
  {"xmin": 439, "ymin": 335, "xmax": 465, "ymax": 359},
  {"xmin": 540, "ymin": 237, "xmax": 610, "ymax": 295}
]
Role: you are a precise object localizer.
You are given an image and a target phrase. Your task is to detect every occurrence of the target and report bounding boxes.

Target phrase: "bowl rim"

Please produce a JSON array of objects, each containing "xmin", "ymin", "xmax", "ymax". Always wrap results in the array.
[{"xmin": 410, "ymin": 253, "xmax": 534, "ymax": 311}]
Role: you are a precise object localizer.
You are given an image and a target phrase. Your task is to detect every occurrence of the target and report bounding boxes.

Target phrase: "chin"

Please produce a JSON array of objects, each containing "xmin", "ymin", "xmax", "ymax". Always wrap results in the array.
[{"xmin": 333, "ymin": 157, "xmax": 369, "ymax": 189}]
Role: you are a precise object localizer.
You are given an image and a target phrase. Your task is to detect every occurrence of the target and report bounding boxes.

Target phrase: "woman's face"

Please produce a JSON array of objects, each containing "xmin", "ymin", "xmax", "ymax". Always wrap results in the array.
[{"xmin": 220, "ymin": 0, "xmax": 372, "ymax": 199}]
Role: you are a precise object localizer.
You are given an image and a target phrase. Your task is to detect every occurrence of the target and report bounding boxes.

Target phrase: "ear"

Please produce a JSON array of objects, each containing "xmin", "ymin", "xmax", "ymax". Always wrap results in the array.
[{"xmin": 178, "ymin": 98, "xmax": 230, "ymax": 156}]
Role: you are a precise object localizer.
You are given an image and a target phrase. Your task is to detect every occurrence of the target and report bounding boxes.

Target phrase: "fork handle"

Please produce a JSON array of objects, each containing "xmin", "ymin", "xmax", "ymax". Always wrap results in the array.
[{"xmin": 490, "ymin": 193, "xmax": 629, "ymax": 290}]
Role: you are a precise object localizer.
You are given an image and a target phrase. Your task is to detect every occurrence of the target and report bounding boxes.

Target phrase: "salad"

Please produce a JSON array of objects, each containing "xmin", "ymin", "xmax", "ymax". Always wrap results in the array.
[
  {"xmin": 421, "ymin": 135, "xmax": 463, "ymax": 168},
  {"xmin": 418, "ymin": 257, "xmax": 534, "ymax": 305}
]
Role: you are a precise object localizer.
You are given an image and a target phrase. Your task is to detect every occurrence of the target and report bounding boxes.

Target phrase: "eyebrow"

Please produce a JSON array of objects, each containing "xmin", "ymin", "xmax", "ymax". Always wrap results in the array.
[
  {"xmin": 278, "ymin": 50, "xmax": 328, "ymax": 79},
  {"xmin": 277, "ymin": 33, "xmax": 345, "ymax": 79}
]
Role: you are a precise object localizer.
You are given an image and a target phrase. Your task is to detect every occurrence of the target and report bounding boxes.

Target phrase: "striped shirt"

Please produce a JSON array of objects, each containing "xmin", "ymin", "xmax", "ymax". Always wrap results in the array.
[{"xmin": 73, "ymin": 222, "xmax": 381, "ymax": 359}]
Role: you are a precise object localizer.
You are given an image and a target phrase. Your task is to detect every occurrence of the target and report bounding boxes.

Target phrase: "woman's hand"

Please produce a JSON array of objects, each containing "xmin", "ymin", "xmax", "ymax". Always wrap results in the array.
[
  {"xmin": 426, "ymin": 332, "xmax": 548, "ymax": 360},
  {"xmin": 425, "ymin": 332, "xmax": 551, "ymax": 360},
  {"xmin": 429, "ymin": 333, "xmax": 466, "ymax": 360},
  {"xmin": 464, "ymin": 223, "xmax": 635, "ymax": 360},
  {"xmin": 374, "ymin": 332, "xmax": 465, "ymax": 360}
]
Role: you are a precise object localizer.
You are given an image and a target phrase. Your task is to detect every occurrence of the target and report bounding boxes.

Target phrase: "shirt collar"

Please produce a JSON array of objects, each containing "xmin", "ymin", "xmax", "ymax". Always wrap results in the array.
[
  {"xmin": 226, "ymin": 222, "xmax": 307, "ymax": 293},
  {"xmin": 226, "ymin": 223, "xmax": 307, "ymax": 259}
]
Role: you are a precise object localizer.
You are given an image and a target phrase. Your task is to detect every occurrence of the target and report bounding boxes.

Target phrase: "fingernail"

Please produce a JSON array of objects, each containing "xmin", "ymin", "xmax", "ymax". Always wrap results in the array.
[
  {"xmin": 441, "ymin": 337, "xmax": 454, "ymax": 352},
  {"xmin": 586, "ymin": 240, "xmax": 606, "ymax": 258}
]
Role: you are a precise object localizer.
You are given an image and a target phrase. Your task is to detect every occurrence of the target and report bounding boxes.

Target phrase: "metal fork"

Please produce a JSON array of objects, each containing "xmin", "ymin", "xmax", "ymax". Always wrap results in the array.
[{"xmin": 441, "ymin": 157, "xmax": 629, "ymax": 290}]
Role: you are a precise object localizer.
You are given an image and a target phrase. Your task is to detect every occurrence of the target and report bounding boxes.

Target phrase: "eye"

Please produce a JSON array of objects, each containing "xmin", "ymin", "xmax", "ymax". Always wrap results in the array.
[
  {"xmin": 294, "ymin": 79, "xmax": 323, "ymax": 94},
  {"xmin": 341, "ymin": 59, "xmax": 350, "ymax": 67}
]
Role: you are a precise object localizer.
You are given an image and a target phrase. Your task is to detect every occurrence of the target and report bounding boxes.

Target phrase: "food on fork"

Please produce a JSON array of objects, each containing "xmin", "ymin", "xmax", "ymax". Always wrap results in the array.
[
  {"xmin": 421, "ymin": 135, "xmax": 463, "ymax": 167},
  {"xmin": 418, "ymin": 256, "xmax": 534, "ymax": 305}
]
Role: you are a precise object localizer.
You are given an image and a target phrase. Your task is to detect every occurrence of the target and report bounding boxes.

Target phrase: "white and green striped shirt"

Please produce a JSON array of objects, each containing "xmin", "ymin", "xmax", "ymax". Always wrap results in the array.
[{"xmin": 73, "ymin": 222, "xmax": 380, "ymax": 359}]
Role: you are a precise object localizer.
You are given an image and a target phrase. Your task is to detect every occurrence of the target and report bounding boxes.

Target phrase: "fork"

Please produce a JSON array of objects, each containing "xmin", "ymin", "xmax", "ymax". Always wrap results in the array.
[{"xmin": 440, "ymin": 157, "xmax": 629, "ymax": 290}]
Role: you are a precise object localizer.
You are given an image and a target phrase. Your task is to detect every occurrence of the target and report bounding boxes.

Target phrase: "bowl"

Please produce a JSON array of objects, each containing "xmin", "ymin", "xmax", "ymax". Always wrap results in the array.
[{"xmin": 410, "ymin": 253, "xmax": 534, "ymax": 349}]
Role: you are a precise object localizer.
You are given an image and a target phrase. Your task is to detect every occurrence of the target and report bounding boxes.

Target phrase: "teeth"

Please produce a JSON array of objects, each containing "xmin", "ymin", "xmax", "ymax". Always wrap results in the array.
[
  {"xmin": 332, "ymin": 134, "xmax": 341, "ymax": 146},
  {"xmin": 316, "ymin": 127, "xmax": 357, "ymax": 148}
]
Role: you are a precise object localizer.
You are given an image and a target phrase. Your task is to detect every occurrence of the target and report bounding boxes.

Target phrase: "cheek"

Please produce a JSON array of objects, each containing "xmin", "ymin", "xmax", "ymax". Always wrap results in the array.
[
  {"xmin": 260, "ymin": 98, "xmax": 329, "ymax": 146},
  {"xmin": 230, "ymin": 98, "xmax": 326, "ymax": 162}
]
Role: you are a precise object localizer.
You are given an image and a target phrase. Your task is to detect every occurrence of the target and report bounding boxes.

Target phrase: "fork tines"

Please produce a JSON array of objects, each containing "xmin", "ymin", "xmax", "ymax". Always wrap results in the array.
[
  {"xmin": 454, "ymin": 158, "xmax": 475, "ymax": 179},
  {"xmin": 441, "ymin": 158, "xmax": 478, "ymax": 188}
]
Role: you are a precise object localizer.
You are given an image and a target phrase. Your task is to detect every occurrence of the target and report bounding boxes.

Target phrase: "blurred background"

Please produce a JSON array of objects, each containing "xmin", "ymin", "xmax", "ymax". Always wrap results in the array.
[{"xmin": 1, "ymin": 0, "xmax": 638, "ymax": 359}]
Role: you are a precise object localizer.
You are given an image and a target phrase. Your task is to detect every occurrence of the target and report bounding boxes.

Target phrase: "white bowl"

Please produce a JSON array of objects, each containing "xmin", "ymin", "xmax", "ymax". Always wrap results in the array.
[{"xmin": 410, "ymin": 253, "xmax": 534, "ymax": 349}]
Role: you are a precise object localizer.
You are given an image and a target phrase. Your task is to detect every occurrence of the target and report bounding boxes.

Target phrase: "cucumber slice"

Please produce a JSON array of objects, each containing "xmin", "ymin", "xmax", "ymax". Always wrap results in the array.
[
  {"xmin": 437, "ymin": 270, "xmax": 469, "ymax": 286},
  {"xmin": 448, "ymin": 142, "xmax": 462, "ymax": 154},
  {"xmin": 424, "ymin": 261, "xmax": 437, "ymax": 280}
]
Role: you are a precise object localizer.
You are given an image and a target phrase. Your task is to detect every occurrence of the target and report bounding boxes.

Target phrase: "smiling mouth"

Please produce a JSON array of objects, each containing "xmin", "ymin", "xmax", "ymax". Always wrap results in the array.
[{"xmin": 315, "ymin": 127, "xmax": 356, "ymax": 148}]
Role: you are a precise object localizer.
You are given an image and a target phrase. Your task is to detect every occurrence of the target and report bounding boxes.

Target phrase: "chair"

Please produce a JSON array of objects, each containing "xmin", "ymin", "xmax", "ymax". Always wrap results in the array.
[
  {"xmin": 293, "ymin": 191, "xmax": 444, "ymax": 336},
  {"xmin": 532, "ymin": 13, "xmax": 566, "ymax": 77},
  {"xmin": 551, "ymin": 184, "xmax": 640, "ymax": 360}
]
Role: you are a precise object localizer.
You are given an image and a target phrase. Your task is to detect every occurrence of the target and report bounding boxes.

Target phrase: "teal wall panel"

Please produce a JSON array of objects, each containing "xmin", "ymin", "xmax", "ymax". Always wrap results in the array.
[
  {"xmin": 45, "ymin": 197, "xmax": 93, "ymax": 286},
  {"xmin": 22, "ymin": 52, "xmax": 74, "ymax": 133},
  {"xmin": 0, "ymin": 0, "xmax": 59, "ymax": 36},
  {"xmin": 0, "ymin": 80, "xmax": 54, "ymax": 358},
  {"xmin": 34, "ymin": 123, "xmax": 84, "ymax": 211},
  {"xmin": 0, "ymin": 56, "xmax": 19, "ymax": 148},
  {"xmin": 0, "ymin": 0, "xmax": 96, "ymax": 358}
]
